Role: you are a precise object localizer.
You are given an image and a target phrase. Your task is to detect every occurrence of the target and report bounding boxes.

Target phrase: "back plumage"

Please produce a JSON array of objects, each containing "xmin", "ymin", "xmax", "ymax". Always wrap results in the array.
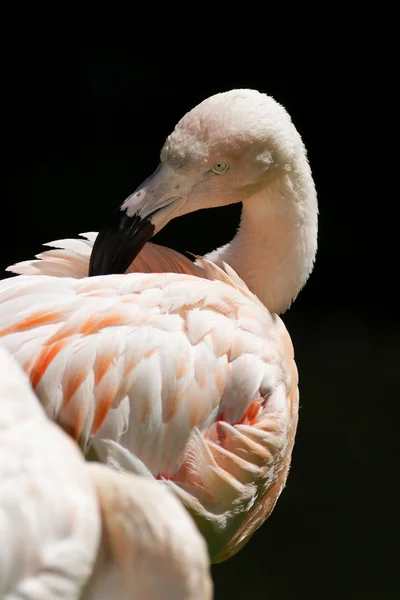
[{"xmin": 1, "ymin": 239, "xmax": 299, "ymax": 562}]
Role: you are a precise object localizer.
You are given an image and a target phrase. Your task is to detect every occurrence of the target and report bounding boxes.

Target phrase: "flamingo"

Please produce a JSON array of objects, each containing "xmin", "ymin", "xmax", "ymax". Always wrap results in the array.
[
  {"xmin": 0, "ymin": 342, "xmax": 100, "ymax": 599},
  {"xmin": 0, "ymin": 343, "xmax": 213, "ymax": 599},
  {"xmin": 1, "ymin": 89, "xmax": 318, "ymax": 563},
  {"xmin": 82, "ymin": 465, "xmax": 213, "ymax": 600}
]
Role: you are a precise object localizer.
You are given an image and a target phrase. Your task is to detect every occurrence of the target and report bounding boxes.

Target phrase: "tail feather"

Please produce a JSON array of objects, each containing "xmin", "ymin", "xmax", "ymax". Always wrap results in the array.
[{"xmin": 6, "ymin": 233, "xmax": 95, "ymax": 279}]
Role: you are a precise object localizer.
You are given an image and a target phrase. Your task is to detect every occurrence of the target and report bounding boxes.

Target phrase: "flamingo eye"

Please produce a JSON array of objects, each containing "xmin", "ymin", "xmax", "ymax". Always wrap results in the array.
[{"xmin": 212, "ymin": 160, "xmax": 229, "ymax": 174}]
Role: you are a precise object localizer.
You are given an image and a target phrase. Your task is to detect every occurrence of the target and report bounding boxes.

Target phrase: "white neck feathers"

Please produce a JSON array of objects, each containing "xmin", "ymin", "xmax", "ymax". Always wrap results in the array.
[{"xmin": 205, "ymin": 162, "xmax": 318, "ymax": 314}]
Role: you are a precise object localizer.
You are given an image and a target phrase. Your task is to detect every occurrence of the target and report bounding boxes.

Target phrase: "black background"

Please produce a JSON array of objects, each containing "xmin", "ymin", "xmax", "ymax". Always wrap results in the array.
[{"xmin": 2, "ymin": 19, "xmax": 396, "ymax": 599}]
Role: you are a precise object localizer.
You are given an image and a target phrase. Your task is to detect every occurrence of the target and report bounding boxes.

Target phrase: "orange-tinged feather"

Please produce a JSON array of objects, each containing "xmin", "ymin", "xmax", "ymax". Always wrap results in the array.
[
  {"xmin": 62, "ymin": 370, "xmax": 88, "ymax": 406},
  {"xmin": 62, "ymin": 403, "xmax": 88, "ymax": 441},
  {"xmin": 176, "ymin": 359, "xmax": 186, "ymax": 380},
  {"xmin": 0, "ymin": 310, "xmax": 61, "ymax": 337},
  {"xmin": 121, "ymin": 294, "xmax": 140, "ymax": 304},
  {"xmin": 197, "ymin": 373, "xmax": 209, "ymax": 389},
  {"xmin": 92, "ymin": 390, "xmax": 115, "ymax": 434},
  {"xmin": 145, "ymin": 347, "xmax": 158, "ymax": 359},
  {"xmin": 162, "ymin": 392, "xmax": 180, "ymax": 423},
  {"xmin": 189, "ymin": 394, "xmax": 208, "ymax": 428},
  {"xmin": 81, "ymin": 313, "xmax": 126, "ymax": 336},
  {"xmin": 47, "ymin": 326, "xmax": 77, "ymax": 344},
  {"xmin": 94, "ymin": 354, "xmax": 114, "ymax": 386},
  {"xmin": 73, "ymin": 404, "xmax": 89, "ymax": 441},
  {"xmin": 30, "ymin": 339, "xmax": 67, "ymax": 389},
  {"xmin": 23, "ymin": 355, "xmax": 35, "ymax": 377},
  {"xmin": 236, "ymin": 396, "xmax": 261, "ymax": 427},
  {"xmin": 57, "ymin": 397, "xmax": 89, "ymax": 441},
  {"xmin": 124, "ymin": 357, "xmax": 138, "ymax": 375}
]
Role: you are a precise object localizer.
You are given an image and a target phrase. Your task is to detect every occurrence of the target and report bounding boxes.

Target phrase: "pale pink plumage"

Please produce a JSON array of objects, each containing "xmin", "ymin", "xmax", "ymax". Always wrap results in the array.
[
  {"xmin": 1, "ymin": 241, "xmax": 298, "ymax": 561},
  {"xmin": 0, "ymin": 343, "xmax": 100, "ymax": 599},
  {"xmin": 0, "ymin": 344, "xmax": 212, "ymax": 599},
  {"xmin": 1, "ymin": 88, "xmax": 318, "ymax": 563},
  {"xmin": 83, "ymin": 465, "xmax": 212, "ymax": 600}
]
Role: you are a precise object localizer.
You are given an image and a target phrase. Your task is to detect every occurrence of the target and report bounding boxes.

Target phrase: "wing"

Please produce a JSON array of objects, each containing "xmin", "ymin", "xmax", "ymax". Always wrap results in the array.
[
  {"xmin": 0, "ymin": 270, "xmax": 298, "ymax": 562},
  {"xmin": 0, "ymin": 345, "xmax": 100, "ymax": 599}
]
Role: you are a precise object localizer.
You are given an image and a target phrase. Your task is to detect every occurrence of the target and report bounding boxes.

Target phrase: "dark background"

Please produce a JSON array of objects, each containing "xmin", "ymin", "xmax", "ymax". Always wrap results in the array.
[{"xmin": 2, "ymin": 19, "xmax": 396, "ymax": 599}]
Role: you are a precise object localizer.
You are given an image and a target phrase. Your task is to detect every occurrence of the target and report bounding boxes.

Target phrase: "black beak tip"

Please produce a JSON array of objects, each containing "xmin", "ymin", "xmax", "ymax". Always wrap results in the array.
[{"xmin": 88, "ymin": 211, "xmax": 155, "ymax": 277}]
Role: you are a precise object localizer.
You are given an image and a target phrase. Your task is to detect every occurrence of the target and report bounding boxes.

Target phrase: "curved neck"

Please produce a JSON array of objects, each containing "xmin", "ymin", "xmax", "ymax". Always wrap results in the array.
[{"xmin": 204, "ymin": 168, "xmax": 318, "ymax": 314}]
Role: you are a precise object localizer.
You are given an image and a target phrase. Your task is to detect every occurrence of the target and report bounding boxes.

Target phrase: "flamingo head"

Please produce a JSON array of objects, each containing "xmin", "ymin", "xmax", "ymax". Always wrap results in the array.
[{"xmin": 89, "ymin": 89, "xmax": 305, "ymax": 277}]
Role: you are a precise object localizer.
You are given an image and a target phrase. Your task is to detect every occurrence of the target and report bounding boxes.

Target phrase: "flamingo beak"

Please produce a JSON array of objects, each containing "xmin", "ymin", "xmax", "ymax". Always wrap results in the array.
[{"xmin": 89, "ymin": 164, "xmax": 190, "ymax": 276}]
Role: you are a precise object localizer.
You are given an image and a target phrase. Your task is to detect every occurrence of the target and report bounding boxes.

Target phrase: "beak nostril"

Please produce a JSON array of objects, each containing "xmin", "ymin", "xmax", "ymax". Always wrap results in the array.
[{"xmin": 137, "ymin": 192, "xmax": 141, "ymax": 197}]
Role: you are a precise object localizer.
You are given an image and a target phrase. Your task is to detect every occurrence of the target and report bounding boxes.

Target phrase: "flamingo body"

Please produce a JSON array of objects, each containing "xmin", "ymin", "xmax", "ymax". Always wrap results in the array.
[
  {"xmin": 1, "ymin": 250, "xmax": 298, "ymax": 561},
  {"xmin": 1, "ymin": 88, "xmax": 318, "ymax": 562}
]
